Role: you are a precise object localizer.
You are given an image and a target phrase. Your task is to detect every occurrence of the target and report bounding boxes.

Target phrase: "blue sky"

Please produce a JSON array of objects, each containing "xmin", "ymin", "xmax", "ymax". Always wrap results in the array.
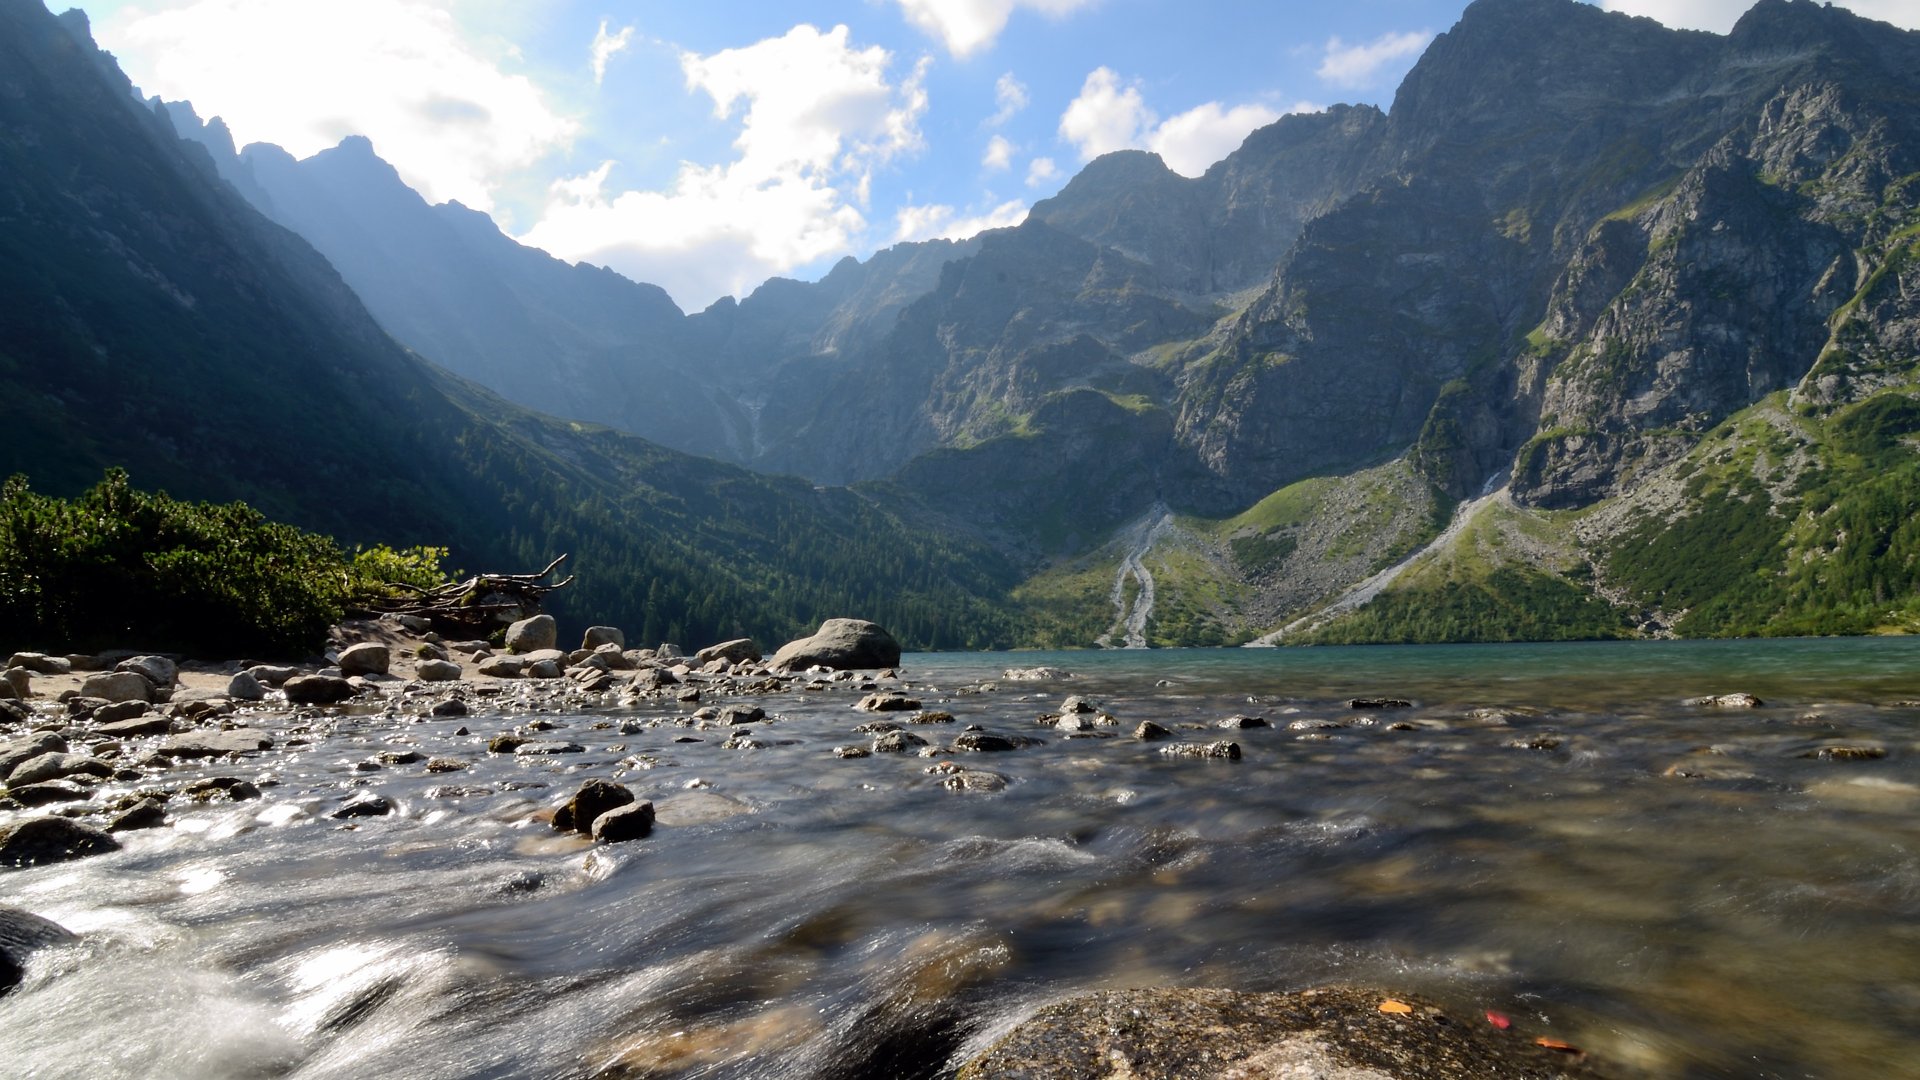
[{"xmin": 66, "ymin": 0, "xmax": 1920, "ymax": 311}]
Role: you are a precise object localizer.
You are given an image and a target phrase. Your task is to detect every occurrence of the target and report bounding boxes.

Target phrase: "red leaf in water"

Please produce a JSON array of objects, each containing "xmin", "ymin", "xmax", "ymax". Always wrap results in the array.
[
  {"xmin": 1534, "ymin": 1037, "xmax": 1583, "ymax": 1054},
  {"xmin": 1485, "ymin": 1011, "xmax": 1512, "ymax": 1030}
]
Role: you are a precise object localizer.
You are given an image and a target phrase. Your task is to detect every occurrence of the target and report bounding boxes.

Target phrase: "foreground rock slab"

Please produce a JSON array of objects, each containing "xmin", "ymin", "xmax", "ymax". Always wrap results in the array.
[{"xmin": 959, "ymin": 987, "xmax": 1600, "ymax": 1079}]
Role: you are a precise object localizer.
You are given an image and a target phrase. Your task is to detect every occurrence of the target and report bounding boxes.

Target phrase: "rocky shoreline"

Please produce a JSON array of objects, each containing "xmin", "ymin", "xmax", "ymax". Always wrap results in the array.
[{"xmin": 0, "ymin": 613, "xmax": 1625, "ymax": 1077}]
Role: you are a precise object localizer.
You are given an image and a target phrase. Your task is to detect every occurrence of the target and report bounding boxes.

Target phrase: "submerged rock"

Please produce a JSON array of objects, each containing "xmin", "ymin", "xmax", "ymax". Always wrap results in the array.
[
  {"xmin": 591, "ymin": 800, "xmax": 655, "ymax": 843},
  {"xmin": 0, "ymin": 816, "xmax": 120, "ymax": 866},
  {"xmin": 0, "ymin": 905, "xmax": 76, "ymax": 996},
  {"xmin": 856, "ymin": 692, "xmax": 920, "ymax": 712},
  {"xmin": 1350, "ymin": 697, "xmax": 1413, "ymax": 710},
  {"xmin": 1686, "ymin": 693, "xmax": 1763, "ymax": 708},
  {"xmin": 1133, "ymin": 721, "xmax": 1173, "ymax": 741},
  {"xmin": 1159, "ymin": 740, "xmax": 1241, "ymax": 761},
  {"xmin": 958, "ymin": 987, "xmax": 1600, "ymax": 1079},
  {"xmin": 554, "ymin": 779, "xmax": 635, "ymax": 834}
]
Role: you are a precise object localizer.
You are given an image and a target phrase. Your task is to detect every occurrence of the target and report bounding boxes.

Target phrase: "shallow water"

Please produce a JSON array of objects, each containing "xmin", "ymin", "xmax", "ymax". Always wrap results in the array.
[{"xmin": 6, "ymin": 638, "xmax": 1920, "ymax": 1078}]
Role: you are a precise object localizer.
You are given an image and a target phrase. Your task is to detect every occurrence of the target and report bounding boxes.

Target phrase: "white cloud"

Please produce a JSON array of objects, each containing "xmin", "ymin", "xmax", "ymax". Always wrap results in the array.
[
  {"xmin": 1059, "ymin": 67, "xmax": 1151, "ymax": 161},
  {"xmin": 894, "ymin": 0, "xmax": 1098, "ymax": 58},
  {"xmin": 1599, "ymin": 0, "xmax": 1919, "ymax": 31},
  {"xmin": 1026, "ymin": 156, "xmax": 1060, "ymax": 187},
  {"xmin": 518, "ymin": 24, "xmax": 929, "ymax": 309},
  {"xmin": 990, "ymin": 72, "xmax": 1029, "ymax": 125},
  {"xmin": 95, "ymin": 0, "xmax": 576, "ymax": 213},
  {"xmin": 893, "ymin": 198, "xmax": 1028, "ymax": 243},
  {"xmin": 590, "ymin": 19, "xmax": 635, "ymax": 86},
  {"xmin": 1149, "ymin": 101, "xmax": 1283, "ymax": 176},
  {"xmin": 983, "ymin": 134, "xmax": 1015, "ymax": 170},
  {"xmin": 1057, "ymin": 68, "xmax": 1285, "ymax": 178},
  {"xmin": 1316, "ymin": 30, "xmax": 1432, "ymax": 89}
]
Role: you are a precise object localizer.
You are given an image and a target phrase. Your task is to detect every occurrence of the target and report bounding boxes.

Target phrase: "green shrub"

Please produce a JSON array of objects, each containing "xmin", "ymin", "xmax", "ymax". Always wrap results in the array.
[{"xmin": 0, "ymin": 470, "xmax": 442, "ymax": 657}]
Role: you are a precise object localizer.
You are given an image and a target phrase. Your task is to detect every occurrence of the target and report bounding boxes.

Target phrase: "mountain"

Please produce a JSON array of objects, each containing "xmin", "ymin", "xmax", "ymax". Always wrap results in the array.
[
  {"xmin": 14, "ymin": 0, "xmax": 1920, "ymax": 650},
  {"xmin": 0, "ymin": 0, "xmax": 1020, "ymax": 652},
  {"xmin": 160, "ymin": 104, "xmax": 983, "ymax": 467}
]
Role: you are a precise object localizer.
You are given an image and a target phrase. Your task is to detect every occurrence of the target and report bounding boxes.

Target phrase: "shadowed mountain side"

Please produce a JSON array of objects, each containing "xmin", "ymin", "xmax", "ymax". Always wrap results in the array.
[{"xmin": 0, "ymin": 0, "xmax": 1022, "ymax": 650}]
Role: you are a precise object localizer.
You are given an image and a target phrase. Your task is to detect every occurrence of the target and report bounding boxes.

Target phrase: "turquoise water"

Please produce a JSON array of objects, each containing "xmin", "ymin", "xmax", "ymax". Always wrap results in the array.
[
  {"xmin": 4, "ymin": 637, "xmax": 1920, "ymax": 1078},
  {"xmin": 911, "ymin": 637, "xmax": 1920, "ymax": 706}
]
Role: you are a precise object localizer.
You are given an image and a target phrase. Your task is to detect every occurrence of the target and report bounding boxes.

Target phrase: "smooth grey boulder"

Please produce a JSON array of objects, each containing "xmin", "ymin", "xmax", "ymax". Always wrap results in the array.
[
  {"xmin": 225, "ymin": 671, "xmax": 266, "ymax": 701},
  {"xmin": 958, "ymin": 987, "xmax": 1599, "ymax": 1079},
  {"xmin": 79, "ymin": 671, "xmax": 154, "ymax": 704},
  {"xmin": 768, "ymin": 619, "xmax": 901, "ymax": 672},
  {"xmin": 415, "ymin": 659, "xmax": 462, "ymax": 682},
  {"xmin": 694, "ymin": 638, "xmax": 760, "ymax": 665},
  {"xmin": 582, "ymin": 625, "xmax": 625, "ymax": 650},
  {"xmin": 337, "ymin": 643, "xmax": 391, "ymax": 677},
  {"xmin": 155, "ymin": 729, "xmax": 273, "ymax": 759},
  {"xmin": 505, "ymin": 614, "xmax": 557, "ymax": 654},
  {"xmin": 1, "ymin": 905, "xmax": 76, "ymax": 996},
  {"xmin": 6, "ymin": 653, "xmax": 70, "ymax": 675},
  {"xmin": 284, "ymin": 674, "xmax": 355, "ymax": 705},
  {"xmin": 476, "ymin": 655, "xmax": 525, "ymax": 678},
  {"xmin": 115, "ymin": 655, "xmax": 177, "ymax": 689},
  {"xmin": 1, "ymin": 669, "xmax": 26, "ymax": 698},
  {"xmin": 6, "ymin": 752, "xmax": 113, "ymax": 786},
  {"xmin": 0, "ymin": 816, "xmax": 119, "ymax": 866},
  {"xmin": 0, "ymin": 733, "xmax": 68, "ymax": 778},
  {"xmin": 7, "ymin": 780, "xmax": 93, "ymax": 806},
  {"xmin": 94, "ymin": 714, "xmax": 174, "ymax": 738},
  {"xmin": 92, "ymin": 701, "xmax": 149, "ymax": 725}
]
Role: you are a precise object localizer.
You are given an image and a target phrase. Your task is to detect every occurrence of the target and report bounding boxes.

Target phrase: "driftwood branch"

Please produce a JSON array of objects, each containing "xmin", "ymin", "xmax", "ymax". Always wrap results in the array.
[{"xmin": 362, "ymin": 554, "xmax": 573, "ymax": 636}]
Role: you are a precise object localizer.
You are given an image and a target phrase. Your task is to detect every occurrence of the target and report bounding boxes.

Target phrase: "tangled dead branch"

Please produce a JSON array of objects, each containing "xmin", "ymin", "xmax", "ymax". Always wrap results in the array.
[{"xmin": 364, "ymin": 554, "xmax": 573, "ymax": 636}]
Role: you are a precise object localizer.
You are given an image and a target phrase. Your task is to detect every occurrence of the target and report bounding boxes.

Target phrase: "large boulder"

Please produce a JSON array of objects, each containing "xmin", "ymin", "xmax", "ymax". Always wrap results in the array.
[
  {"xmin": 505, "ymin": 615, "xmax": 557, "ymax": 654},
  {"xmin": 79, "ymin": 671, "xmax": 154, "ymax": 704},
  {"xmin": 415, "ymin": 659, "xmax": 463, "ymax": 682},
  {"xmin": 6, "ymin": 653, "xmax": 70, "ymax": 675},
  {"xmin": 581, "ymin": 626, "xmax": 625, "ymax": 650},
  {"xmin": 337, "ymin": 643, "xmax": 391, "ymax": 677},
  {"xmin": 115, "ymin": 655, "xmax": 177, "ymax": 689},
  {"xmin": 768, "ymin": 619, "xmax": 901, "ymax": 672},
  {"xmin": 284, "ymin": 674, "xmax": 355, "ymax": 705},
  {"xmin": 958, "ymin": 987, "xmax": 1599, "ymax": 1079},
  {"xmin": 694, "ymin": 638, "xmax": 761, "ymax": 665},
  {"xmin": 0, "ymin": 817, "xmax": 120, "ymax": 867},
  {"xmin": 0, "ymin": 905, "xmax": 76, "ymax": 997}
]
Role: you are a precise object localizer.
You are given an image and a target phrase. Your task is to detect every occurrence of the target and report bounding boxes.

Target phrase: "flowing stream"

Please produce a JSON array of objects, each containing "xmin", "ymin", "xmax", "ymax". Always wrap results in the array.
[
  {"xmin": 1099, "ymin": 505, "xmax": 1174, "ymax": 649},
  {"xmin": 5, "ymin": 638, "xmax": 1920, "ymax": 1078}
]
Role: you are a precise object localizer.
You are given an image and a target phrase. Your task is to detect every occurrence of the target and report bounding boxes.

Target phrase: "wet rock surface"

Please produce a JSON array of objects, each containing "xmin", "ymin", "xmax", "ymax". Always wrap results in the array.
[{"xmin": 959, "ymin": 987, "xmax": 1599, "ymax": 1079}]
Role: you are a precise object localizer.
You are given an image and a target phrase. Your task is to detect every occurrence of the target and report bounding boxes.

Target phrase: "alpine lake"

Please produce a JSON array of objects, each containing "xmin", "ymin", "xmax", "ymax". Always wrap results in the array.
[{"xmin": 5, "ymin": 637, "xmax": 1920, "ymax": 1078}]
